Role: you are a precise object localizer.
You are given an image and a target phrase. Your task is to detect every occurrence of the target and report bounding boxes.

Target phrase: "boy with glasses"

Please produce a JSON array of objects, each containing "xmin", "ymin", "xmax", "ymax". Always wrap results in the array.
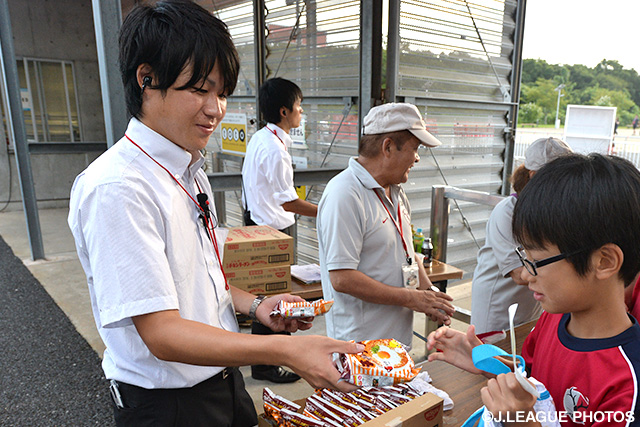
[{"xmin": 427, "ymin": 153, "xmax": 640, "ymax": 425}]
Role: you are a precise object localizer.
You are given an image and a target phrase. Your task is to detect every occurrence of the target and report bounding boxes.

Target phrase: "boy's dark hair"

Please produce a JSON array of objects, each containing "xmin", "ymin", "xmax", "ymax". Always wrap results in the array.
[
  {"xmin": 513, "ymin": 153, "xmax": 640, "ymax": 285},
  {"xmin": 119, "ymin": 0, "xmax": 240, "ymax": 118},
  {"xmin": 259, "ymin": 78, "xmax": 303, "ymax": 124},
  {"xmin": 358, "ymin": 130, "xmax": 414, "ymax": 158}
]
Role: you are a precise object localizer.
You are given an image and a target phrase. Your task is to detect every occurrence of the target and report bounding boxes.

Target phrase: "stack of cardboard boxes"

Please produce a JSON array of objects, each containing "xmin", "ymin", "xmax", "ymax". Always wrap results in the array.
[{"xmin": 223, "ymin": 225, "xmax": 294, "ymax": 295}]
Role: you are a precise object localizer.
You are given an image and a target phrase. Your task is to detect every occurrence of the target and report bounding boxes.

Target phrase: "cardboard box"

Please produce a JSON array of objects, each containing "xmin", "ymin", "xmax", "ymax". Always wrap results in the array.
[
  {"xmin": 257, "ymin": 392, "xmax": 443, "ymax": 427},
  {"xmin": 223, "ymin": 226, "xmax": 294, "ymax": 270},
  {"xmin": 225, "ymin": 265, "xmax": 291, "ymax": 295}
]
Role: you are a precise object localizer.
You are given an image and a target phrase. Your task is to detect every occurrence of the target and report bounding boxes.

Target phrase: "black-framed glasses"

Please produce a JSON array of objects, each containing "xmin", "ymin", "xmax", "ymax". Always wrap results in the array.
[{"xmin": 515, "ymin": 246, "xmax": 588, "ymax": 276}]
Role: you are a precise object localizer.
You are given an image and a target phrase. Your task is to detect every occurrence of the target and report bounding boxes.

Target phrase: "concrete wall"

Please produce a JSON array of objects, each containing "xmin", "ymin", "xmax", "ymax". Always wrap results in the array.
[{"xmin": 1, "ymin": 0, "xmax": 107, "ymax": 211}]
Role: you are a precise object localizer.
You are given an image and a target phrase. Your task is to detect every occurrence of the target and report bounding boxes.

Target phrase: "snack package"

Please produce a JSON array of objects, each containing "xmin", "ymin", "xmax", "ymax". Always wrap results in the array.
[
  {"xmin": 337, "ymin": 339, "xmax": 421, "ymax": 387},
  {"xmin": 270, "ymin": 299, "xmax": 334, "ymax": 318},
  {"xmin": 262, "ymin": 387, "xmax": 301, "ymax": 425}
]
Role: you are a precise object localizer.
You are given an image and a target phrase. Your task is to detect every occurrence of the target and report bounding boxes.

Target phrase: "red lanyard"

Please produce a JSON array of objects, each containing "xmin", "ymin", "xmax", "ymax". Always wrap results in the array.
[
  {"xmin": 374, "ymin": 189, "xmax": 412, "ymax": 265},
  {"xmin": 265, "ymin": 125, "xmax": 287, "ymax": 151},
  {"xmin": 125, "ymin": 134, "xmax": 229, "ymax": 290}
]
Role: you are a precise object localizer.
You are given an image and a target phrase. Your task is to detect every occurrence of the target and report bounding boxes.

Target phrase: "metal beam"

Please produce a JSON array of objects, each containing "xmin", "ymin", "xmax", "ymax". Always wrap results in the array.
[
  {"xmin": 384, "ymin": 0, "xmax": 400, "ymax": 103},
  {"xmin": 92, "ymin": 0, "xmax": 128, "ymax": 148},
  {"xmin": 208, "ymin": 168, "xmax": 343, "ymax": 192},
  {"xmin": 207, "ymin": 167, "xmax": 343, "ymax": 223},
  {"xmin": 26, "ymin": 142, "xmax": 107, "ymax": 154},
  {"xmin": 0, "ymin": 0, "xmax": 44, "ymax": 260},
  {"xmin": 502, "ymin": 0, "xmax": 527, "ymax": 195},
  {"xmin": 253, "ymin": 0, "xmax": 267, "ymax": 125},
  {"xmin": 358, "ymin": 0, "xmax": 383, "ymax": 130}
]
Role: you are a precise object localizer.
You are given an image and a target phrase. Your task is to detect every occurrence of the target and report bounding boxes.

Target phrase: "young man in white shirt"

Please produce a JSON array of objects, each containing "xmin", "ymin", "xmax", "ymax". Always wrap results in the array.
[
  {"xmin": 242, "ymin": 77, "xmax": 318, "ymax": 383},
  {"xmin": 68, "ymin": 2, "xmax": 361, "ymax": 425}
]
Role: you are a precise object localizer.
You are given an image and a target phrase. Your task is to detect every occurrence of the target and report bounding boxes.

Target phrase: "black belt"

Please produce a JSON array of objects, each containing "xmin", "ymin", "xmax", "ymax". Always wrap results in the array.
[
  {"xmin": 110, "ymin": 368, "xmax": 235, "ymax": 410},
  {"xmin": 115, "ymin": 367, "xmax": 232, "ymax": 395}
]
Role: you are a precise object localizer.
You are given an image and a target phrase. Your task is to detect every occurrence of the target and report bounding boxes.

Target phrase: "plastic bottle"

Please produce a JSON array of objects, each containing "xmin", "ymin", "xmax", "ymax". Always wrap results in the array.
[
  {"xmin": 422, "ymin": 237, "xmax": 433, "ymax": 268},
  {"xmin": 413, "ymin": 228, "xmax": 424, "ymax": 253}
]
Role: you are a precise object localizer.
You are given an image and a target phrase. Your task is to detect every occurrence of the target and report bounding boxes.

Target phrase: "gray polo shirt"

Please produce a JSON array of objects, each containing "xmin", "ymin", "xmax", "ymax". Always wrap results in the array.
[{"xmin": 317, "ymin": 157, "xmax": 415, "ymax": 346}]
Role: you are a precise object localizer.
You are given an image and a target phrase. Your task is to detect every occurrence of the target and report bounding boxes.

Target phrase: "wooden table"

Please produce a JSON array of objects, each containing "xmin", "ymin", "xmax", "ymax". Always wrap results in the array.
[
  {"xmin": 422, "ymin": 321, "xmax": 537, "ymax": 426},
  {"xmin": 426, "ymin": 259, "xmax": 465, "ymax": 288},
  {"xmin": 289, "ymin": 260, "xmax": 464, "ymax": 300}
]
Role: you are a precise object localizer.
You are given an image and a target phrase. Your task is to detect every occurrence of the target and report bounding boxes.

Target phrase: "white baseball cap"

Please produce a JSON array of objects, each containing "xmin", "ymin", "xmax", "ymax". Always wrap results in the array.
[
  {"xmin": 524, "ymin": 137, "xmax": 573, "ymax": 171},
  {"xmin": 361, "ymin": 103, "xmax": 442, "ymax": 147}
]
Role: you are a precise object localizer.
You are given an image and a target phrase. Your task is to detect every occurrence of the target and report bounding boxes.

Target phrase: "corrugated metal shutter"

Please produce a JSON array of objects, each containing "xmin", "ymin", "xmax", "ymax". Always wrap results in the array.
[
  {"xmin": 208, "ymin": 0, "xmax": 520, "ymax": 276},
  {"xmin": 209, "ymin": 0, "xmax": 362, "ymax": 265},
  {"xmin": 392, "ymin": 0, "xmax": 517, "ymax": 279}
]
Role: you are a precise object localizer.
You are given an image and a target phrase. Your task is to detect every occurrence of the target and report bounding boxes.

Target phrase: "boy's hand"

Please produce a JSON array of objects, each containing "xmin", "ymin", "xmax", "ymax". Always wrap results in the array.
[
  {"xmin": 481, "ymin": 373, "xmax": 538, "ymax": 426},
  {"xmin": 426, "ymin": 325, "xmax": 483, "ymax": 374}
]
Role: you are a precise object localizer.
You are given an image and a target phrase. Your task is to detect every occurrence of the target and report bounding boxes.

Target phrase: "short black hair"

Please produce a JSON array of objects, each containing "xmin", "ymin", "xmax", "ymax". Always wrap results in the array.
[
  {"xmin": 513, "ymin": 153, "xmax": 640, "ymax": 285},
  {"xmin": 259, "ymin": 78, "xmax": 303, "ymax": 124},
  {"xmin": 119, "ymin": 0, "xmax": 240, "ymax": 118}
]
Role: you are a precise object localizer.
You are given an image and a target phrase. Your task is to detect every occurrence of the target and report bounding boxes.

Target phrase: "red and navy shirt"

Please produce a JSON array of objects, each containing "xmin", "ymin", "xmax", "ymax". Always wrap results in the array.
[{"xmin": 523, "ymin": 312, "xmax": 640, "ymax": 426}]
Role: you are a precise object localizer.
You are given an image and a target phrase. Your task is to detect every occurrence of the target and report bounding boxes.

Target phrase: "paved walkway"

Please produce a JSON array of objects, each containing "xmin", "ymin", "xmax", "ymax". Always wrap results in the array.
[{"xmin": 0, "ymin": 234, "xmax": 113, "ymax": 426}]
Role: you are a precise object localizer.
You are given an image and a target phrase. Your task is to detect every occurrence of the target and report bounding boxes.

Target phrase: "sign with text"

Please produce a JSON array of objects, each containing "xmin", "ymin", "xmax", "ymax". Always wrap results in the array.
[
  {"xmin": 221, "ymin": 113, "xmax": 248, "ymax": 154},
  {"xmin": 290, "ymin": 115, "xmax": 307, "ymax": 149}
]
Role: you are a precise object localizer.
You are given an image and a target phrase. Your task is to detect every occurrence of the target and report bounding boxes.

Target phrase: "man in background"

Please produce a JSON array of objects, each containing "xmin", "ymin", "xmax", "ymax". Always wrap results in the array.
[
  {"xmin": 242, "ymin": 77, "xmax": 317, "ymax": 383},
  {"xmin": 317, "ymin": 103, "xmax": 455, "ymax": 347}
]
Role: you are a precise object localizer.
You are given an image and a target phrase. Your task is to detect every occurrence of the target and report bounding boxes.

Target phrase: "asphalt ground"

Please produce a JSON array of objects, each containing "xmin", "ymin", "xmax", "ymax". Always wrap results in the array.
[{"xmin": 0, "ymin": 235, "xmax": 114, "ymax": 426}]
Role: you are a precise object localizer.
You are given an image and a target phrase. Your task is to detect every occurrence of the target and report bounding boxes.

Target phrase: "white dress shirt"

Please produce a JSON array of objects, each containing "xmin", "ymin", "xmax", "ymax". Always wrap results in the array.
[
  {"xmin": 242, "ymin": 124, "xmax": 299, "ymax": 230},
  {"xmin": 68, "ymin": 118, "xmax": 238, "ymax": 389}
]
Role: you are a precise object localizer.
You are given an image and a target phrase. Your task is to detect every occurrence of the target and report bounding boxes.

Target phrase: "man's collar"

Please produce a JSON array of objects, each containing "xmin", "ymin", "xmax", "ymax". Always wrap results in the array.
[
  {"xmin": 266, "ymin": 123, "xmax": 293, "ymax": 148},
  {"xmin": 349, "ymin": 157, "xmax": 384, "ymax": 190},
  {"xmin": 125, "ymin": 118, "xmax": 194, "ymax": 176}
]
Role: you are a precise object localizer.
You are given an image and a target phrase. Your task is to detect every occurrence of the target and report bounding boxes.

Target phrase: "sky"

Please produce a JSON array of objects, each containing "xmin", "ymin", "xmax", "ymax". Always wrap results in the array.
[{"xmin": 522, "ymin": 0, "xmax": 640, "ymax": 72}]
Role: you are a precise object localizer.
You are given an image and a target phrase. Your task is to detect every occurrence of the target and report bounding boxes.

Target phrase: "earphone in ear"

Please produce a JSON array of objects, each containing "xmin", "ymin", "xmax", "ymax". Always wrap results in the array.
[{"xmin": 142, "ymin": 76, "xmax": 152, "ymax": 90}]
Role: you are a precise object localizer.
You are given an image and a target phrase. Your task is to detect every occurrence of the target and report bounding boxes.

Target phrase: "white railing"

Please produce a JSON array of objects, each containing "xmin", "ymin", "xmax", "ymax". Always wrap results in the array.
[{"xmin": 515, "ymin": 128, "xmax": 640, "ymax": 169}]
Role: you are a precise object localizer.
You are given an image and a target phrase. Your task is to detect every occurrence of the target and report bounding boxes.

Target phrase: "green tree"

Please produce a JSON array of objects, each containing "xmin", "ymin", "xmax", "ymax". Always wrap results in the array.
[{"xmin": 518, "ymin": 102, "xmax": 543, "ymax": 124}]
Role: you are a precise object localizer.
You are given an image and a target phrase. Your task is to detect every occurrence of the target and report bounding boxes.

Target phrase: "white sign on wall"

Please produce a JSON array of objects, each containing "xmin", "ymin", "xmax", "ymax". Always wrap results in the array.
[
  {"xmin": 290, "ymin": 115, "xmax": 308, "ymax": 149},
  {"xmin": 20, "ymin": 88, "xmax": 31, "ymax": 112}
]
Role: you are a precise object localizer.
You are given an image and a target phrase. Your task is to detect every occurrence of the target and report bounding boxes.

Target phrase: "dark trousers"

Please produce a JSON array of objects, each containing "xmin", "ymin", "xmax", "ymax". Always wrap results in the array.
[
  {"xmin": 111, "ymin": 368, "xmax": 257, "ymax": 427},
  {"xmin": 244, "ymin": 212, "xmax": 291, "ymax": 373}
]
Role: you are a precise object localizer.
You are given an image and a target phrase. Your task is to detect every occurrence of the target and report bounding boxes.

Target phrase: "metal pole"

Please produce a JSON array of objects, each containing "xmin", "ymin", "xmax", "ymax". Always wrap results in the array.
[
  {"xmin": 502, "ymin": 0, "xmax": 527, "ymax": 195},
  {"xmin": 384, "ymin": 0, "xmax": 400, "ymax": 103},
  {"xmin": 430, "ymin": 186, "xmax": 450, "ymax": 263},
  {"xmin": 554, "ymin": 85, "xmax": 564, "ymax": 129},
  {"xmin": 358, "ymin": 0, "xmax": 383, "ymax": 134},
  {"xmin": 0, "ymin": 0, "xmax": 45, "ymax": 260},
  {"xmin": 253, "ymin": 0, "xmax": 267, "ymax": 125},
  {"xmin": 92, "ymin": 0, "xmax": 127, "ymax": 148}
]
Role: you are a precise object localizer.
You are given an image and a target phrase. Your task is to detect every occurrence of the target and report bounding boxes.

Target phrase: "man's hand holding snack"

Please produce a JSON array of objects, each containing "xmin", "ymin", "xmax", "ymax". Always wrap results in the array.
[
  {"xmin": 407, "ymin": 288, "xmax": 455, "ymax": 325},
  {"xmin": 255, "ymin": 294, "xmax": 314, "ymax": 333},
  {"xmin": 286, "ymin": 336, "xmax": 364, "ymax": 392}
]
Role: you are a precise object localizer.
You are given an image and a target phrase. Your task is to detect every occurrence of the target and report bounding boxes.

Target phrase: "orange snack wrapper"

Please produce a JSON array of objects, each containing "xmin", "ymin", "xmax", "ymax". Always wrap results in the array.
[
  {"xmin": 270, "ymin": 299, "xmax": 334, "ymax": 318},
  {"xmin": 337, "ymin": 339, "xmax": 421, "ymax": 387}
]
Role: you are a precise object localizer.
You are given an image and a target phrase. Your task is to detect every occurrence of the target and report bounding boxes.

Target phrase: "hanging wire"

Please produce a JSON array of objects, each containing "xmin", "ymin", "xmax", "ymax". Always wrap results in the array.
[
  {"xmin": 209, "ymin": 0, "xmax": 220, "ymax": 18},
  {"xmin": 428, "ymin": 147, "xmax": 481, "ymax": 249},
  {"xmin": 273, "ymin": 2, "xmax": 307, "ymax": 78},
  {"xmin": 463, "ymin": 0, "xmax": 507, "ymax": 97},
  {"xmin": 303, "ymin": 100, "xmax": 354, "ymax": 202}
]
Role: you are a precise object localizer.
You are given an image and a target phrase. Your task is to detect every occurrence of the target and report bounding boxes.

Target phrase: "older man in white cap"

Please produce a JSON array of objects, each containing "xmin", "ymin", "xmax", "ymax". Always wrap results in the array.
[
  {"xmin": 317, "ymin": 103, "xmax": 455, "ymax": 347},
  {"xmin": 470, "ymin": 137, "xmax": 573, "ymax": 335}
]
